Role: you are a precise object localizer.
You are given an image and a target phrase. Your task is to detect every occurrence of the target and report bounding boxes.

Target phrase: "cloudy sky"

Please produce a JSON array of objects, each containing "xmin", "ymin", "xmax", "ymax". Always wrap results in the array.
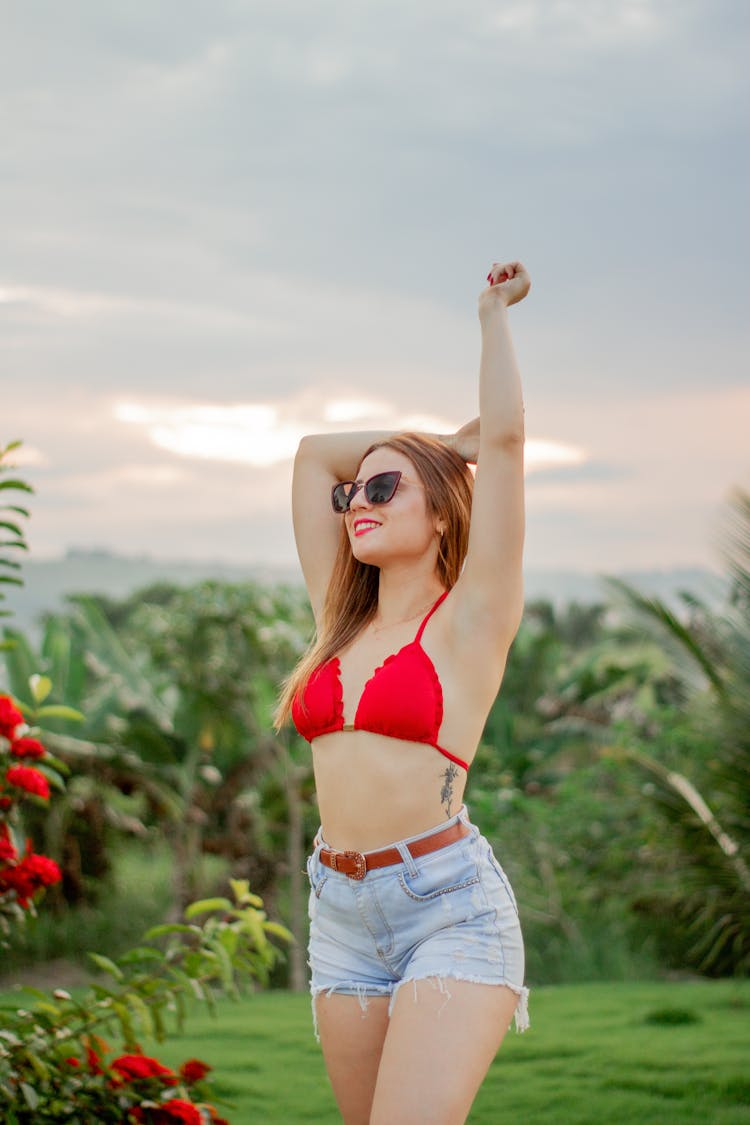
[{"xmin": 2, "ymin": 0, "xmax": 748, "ymax": 578}]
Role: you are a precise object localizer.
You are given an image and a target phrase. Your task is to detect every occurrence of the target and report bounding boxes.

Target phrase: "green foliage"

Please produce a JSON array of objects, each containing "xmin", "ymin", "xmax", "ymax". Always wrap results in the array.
[
  {"xmin": 1, "ymin": 839, "xmax": 221, "ymax": 974},
  {"xmin": 0, "ymin": 441, "xmax": 32, "ymax": 637},
  {"xmin": 0, "ymin": 883, "xmax": 291, "ymax": 1122},
  {"xmin": 593, "ymin": 490, "xmax": 750, "ymax": 975},
  {"xmin": 469, "ymin": 487, "xmax": 750, "ymax": 981}
]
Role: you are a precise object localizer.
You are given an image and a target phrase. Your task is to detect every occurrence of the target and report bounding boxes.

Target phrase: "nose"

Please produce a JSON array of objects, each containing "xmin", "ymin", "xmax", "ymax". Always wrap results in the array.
[{"xmin": 347, "ymin": 485, "xmax": 371, "ymax": 513}]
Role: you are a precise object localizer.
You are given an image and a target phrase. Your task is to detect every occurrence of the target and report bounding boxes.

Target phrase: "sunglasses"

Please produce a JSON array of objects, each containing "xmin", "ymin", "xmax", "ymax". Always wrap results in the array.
[{"xmin": 331, "ymin": 470, "xmax": 403, "ymax": 514}]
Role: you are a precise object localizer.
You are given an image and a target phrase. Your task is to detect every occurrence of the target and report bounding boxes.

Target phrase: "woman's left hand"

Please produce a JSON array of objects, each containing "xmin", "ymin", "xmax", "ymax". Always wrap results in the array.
[{"xmin": 478, "ymin": 260, "xmax": 531, "ymax": 319}]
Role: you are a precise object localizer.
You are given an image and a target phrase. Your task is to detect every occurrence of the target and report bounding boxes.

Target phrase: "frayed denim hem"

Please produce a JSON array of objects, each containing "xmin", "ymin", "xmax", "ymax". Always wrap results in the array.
[
  {"xmin": 309, "ymin": 975, "xmax": 530, "ymax": 1041},
  {"xmin": 310, "ymin": 981, "xmax": 392, "ymax": 1042},
  {"xmin": 387, "ymin": 973, "xmax": 530, "ymax": 1033}
]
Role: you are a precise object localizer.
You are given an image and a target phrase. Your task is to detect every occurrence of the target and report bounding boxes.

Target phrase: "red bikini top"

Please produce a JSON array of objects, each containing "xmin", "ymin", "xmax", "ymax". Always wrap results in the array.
[{"xmin": 292, "ymin": 590, "xmax": 470, "ymax": 772}]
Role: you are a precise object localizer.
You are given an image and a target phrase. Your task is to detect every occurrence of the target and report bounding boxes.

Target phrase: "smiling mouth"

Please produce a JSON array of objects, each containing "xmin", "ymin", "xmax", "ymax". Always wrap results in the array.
[{"xmin": 353, "ymin": 520, "xmax": 381, "ymax": 537}]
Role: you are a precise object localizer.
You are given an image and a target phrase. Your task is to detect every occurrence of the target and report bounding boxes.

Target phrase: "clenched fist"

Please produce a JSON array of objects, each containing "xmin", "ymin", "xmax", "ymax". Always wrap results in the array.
[{"xmin": 478, "ymin": 260, "xmax": 530, "ymax": 322}]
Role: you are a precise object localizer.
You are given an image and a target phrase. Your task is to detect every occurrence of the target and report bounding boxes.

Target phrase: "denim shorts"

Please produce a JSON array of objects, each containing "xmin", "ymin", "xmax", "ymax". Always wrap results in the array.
[{"xmin": 306, "ymin": 804, "xmax": 529, "ymax": 1038}]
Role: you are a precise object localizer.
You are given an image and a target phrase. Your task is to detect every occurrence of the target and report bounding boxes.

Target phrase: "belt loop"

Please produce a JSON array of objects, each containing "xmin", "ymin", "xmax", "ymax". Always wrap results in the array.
[{"xmin": 395, "ymin": 840, "xmax": 418, "ymax": 876}]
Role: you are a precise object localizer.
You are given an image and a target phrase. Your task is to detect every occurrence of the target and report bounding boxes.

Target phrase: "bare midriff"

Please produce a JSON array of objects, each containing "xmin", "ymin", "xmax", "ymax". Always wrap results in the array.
[{"xmin": 311, "ymin": 729, "xmax": 470, "ymax": 852}]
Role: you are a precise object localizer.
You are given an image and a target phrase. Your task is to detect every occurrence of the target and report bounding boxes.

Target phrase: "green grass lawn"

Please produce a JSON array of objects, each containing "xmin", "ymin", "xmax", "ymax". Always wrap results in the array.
[{"xmin": 141, "ymin": 979, "xmax": 749, "ymax": 1123}]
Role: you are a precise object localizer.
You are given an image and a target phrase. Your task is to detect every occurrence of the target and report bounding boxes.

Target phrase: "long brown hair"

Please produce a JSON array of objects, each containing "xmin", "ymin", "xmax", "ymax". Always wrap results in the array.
[{"xmin": 273, "ymin": 433, "xmax": 474, "ymax": 730}]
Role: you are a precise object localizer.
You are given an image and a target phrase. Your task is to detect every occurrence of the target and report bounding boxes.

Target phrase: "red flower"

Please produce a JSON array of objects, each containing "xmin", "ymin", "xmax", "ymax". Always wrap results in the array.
[
  {"xmin": 0, "ymin": 825, "xmax": 16, "ymax": 862},
  {"xmin": 5, "ymin": 764, "xmax": 50, "ymax": 799},
  {"xmin": 0, "ymin": 696, "xmax": 24, "ymax": 740},
  {"xmin": 65, "ymin": 1056, "xmax": 80, "ymax": 1067},
  {"xmin": 86, "ymin": 1043, "xmax": 104, "ymax": 1075},
  {"xmin": 0, "ymin": 849, "xmax": 62, "ymax": 907},
  {"xmin": 112, "ymin": 1053, "xmax": 178, "ymax": 1085},
  {"xmin": 10, "ymin": 736, "xmax": 46, "ymax": 759},
  {"xmin": 157, "ymin": 1100, "xmax": 203, "ymax": 1125},
  {"xmin": 23, "ymin": 852, "xmax": 62, "ymax": 884},
  {"xmin": 178, "ymin": 1058, "xmax": 211, "ymax": 1084}
]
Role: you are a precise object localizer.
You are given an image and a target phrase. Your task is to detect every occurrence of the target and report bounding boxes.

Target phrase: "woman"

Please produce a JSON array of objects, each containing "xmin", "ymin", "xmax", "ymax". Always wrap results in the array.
[{"xmin": 274, "ymin": 260, "xmax": 530, "ymax": 1125}]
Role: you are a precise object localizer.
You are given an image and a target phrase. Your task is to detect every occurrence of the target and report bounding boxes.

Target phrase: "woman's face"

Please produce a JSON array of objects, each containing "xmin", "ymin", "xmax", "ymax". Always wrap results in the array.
[{"xmin": 344, "ymin": 448, "xmax": 439, "ymax": 567}]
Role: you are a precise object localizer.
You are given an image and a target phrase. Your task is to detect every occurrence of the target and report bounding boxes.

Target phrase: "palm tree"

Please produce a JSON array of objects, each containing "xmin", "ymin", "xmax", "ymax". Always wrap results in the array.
[
  {"xmin": 0, "ymin": 441, "xmax": 32, "ymax": 636},
  {"xmin": 587, "ymin": 488, "xmax": 749, "ymax": 974}
]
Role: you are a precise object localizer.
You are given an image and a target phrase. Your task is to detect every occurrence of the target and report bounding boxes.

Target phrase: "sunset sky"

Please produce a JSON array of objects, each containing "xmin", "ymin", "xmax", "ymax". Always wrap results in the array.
[{"xmin": 3, "ymin": 0, "xmax": 748, "ymax": 577}]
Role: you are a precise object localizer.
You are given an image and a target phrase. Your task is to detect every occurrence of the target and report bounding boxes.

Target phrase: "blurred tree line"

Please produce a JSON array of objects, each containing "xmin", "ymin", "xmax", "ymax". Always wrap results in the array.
[{"xmin": 2, "ymin": 487, "xmax": 748, "ymax": 988}]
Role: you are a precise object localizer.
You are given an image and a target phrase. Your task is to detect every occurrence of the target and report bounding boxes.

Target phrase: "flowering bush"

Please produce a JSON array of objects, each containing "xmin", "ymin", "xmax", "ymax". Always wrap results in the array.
[
  {"xmin": 10, "ymin": 1035, "xmax": 229, "ymax": 1123},
  {"xmin": 0, "ymin": 691, "xmax": 64, "ymax": 932},
  {"xmin": 0, "ymin": 689, "xmax": 292, "ymax": 1122},
  {"xmin": 1, "ymin": 445, "xmax": 292, "ymax": 1122}
]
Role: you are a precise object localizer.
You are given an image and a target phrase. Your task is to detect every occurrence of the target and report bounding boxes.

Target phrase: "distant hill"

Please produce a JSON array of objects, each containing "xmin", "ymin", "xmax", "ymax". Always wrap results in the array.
[{"xmin": 2, "ymin": 548, "xmax": 730, "ymax": 639}]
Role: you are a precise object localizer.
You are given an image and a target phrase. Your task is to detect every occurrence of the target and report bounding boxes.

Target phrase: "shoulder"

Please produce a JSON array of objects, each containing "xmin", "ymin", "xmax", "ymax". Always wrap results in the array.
[{"xmin": 439, "ymin": 579, "xmax": 522, "ymax": 672}]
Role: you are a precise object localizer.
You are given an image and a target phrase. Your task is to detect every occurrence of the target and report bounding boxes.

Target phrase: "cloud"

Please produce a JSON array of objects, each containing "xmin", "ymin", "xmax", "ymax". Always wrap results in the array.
[
  {"xmin": 112, "ymin": 394, "xmax": 591, "ymax": 473},
  {"xmin": 2, "ymin": 0, "xmax": 747, "ymax": 576}
]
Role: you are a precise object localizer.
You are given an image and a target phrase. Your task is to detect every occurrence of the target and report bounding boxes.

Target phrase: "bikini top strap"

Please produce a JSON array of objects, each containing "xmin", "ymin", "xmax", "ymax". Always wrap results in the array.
[{"xmin": 414, "ymin": 589, "xmax": 450, "ymax": 644}]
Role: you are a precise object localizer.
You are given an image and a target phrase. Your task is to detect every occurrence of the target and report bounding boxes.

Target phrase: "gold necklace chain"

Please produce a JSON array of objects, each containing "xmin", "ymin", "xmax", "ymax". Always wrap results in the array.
[{"xmin": 369, "ymin": 596, "xmax": 441, "ymax": 637}]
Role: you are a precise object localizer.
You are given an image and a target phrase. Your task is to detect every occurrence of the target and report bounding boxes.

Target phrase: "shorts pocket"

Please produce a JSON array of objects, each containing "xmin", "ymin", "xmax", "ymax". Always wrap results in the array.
[
  {"xmin": 306, "ymin": 853, "xmax": 328, "ymax": 900},
  {"xmin": 397, "ymin": 847, "xmax": 480, "ymax": 902}
]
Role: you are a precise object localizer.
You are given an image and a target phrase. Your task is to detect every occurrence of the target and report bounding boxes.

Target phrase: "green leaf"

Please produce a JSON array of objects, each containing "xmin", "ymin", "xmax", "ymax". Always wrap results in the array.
[
  {"xmin": 263, "ymin": 920, "xmax": 294, "ymax": 942},
  {"xmin": 113, "ymin": 1000, "xmax": 136, "ymax": 1045},
  {"xmin": 34, "ymin": 752, "xmax": 70, "ymax": 775},
  {"xmin": 29, "ymin": 674, "xmax": 53, "ymax": 703},
  {"xmin": 35, "ymin": 704, "xmax": 85, "ymax": 721},
  {"xmin": 87, "ymin": 953, "xmax": 124, "ymax": 981},
  {"xmin": 0, "ymin": 479, "xmax": 34, "ymax": 493},
  {"xmin": 36, "ymin": 764, "xmax": 66, "ymax": 792},
  {"xmin": 20, "ymin": 1083, "xmax": 39, "ymax": 1110},
  {"xmin": 118, "ymin": 946, "xmax": 164, "ymax": 964},
  {"xmin": 151, "ymin": 999, "xmax": 167, "ymax": 1040},
  {"xmin": 144, "ymin": 922, "xmax": 201, "ymax": 939},
  {"xmin": 27, "ymin": 1050, "xmax": 51, "ymax": 1082},
  {"xmin": 230, "ymin": 878, "xmax": 263, "ymax": 907},
  {"xmin": 0, "ymin": 505, "xmax": 31, "ymax": 517},
  {"xmin": 0, "ymin": 521, "xmax": 23, "ymax": 537},
  {"xmin": 18, "ymin": 986, "xmax": 50, "ymax": 1001},
  {"xmin": 27, "ymin": 1001, "xmax": 61, "ymax": 1018},
  {"xmin": 127, "ymin": 993, "xmax": 154, "ymax": 1038},
  {"xmin": 184, "ymin": 897, "xmax": 233, "ymax": 919},
  {"xmin": 219, "ymin": 926, "xmax": 239, "ymax": 957}
]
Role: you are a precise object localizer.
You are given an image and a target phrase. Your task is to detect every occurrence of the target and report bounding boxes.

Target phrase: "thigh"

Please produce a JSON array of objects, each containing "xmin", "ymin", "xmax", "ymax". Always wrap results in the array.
[
  {"xmin": 370, "ymin": 978, "xmax": 519, "ymax": 1125},
  {"xmin": 315, "ymin": 992, "xmax": 391, "ymax": 1125}
]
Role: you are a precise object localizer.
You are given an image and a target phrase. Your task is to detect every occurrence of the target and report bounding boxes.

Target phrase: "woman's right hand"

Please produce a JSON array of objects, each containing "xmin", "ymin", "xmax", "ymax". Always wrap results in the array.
[{"xmin": 444, "ymin": 418, "xmax": 480, "ymax": 464}]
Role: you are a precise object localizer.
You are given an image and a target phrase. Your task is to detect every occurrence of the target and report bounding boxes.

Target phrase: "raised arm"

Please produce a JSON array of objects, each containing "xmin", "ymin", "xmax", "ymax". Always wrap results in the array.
[
  {"xmin": 293, "ymin": 423, "xmax": 480, "ymax": 621},
  {"xmin": 293, "ymin": 432, "xmax": 387, "ymax": 621},
  {"xmin": 451, "ymin": 261, "xmax": 529, "ymax": 657}
]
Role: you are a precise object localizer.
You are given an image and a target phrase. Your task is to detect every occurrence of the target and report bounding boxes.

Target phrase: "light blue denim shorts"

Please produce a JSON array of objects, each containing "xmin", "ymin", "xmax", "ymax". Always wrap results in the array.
[{"xmin": 306, "ymin": 804, "xmax": 529, "ymax": 1038}]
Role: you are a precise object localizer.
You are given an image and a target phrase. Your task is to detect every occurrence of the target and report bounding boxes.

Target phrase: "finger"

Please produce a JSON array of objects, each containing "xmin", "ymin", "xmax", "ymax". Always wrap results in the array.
[
  {"xmin": 495, "ymin": 260, "xmax": 524, "ymax": 277},
  {"xmin": 488, "ymin": 264, "xmax": 510, "ymax": 286}
]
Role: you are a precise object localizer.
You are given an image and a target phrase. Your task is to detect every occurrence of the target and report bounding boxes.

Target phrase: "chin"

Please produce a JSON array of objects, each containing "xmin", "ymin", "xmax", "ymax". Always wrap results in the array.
[{"xmin": 350, "ymin": 539, "xmax": 383, "ymax": 566}]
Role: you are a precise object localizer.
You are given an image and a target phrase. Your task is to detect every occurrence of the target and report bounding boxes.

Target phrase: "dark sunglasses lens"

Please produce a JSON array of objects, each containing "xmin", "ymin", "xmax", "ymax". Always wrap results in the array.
[
  {"xmin": 366, "ymin": 472, "xmax": 401, "ymax": 504},
  {"xmin": 331, "ymin": 482, "xmax": 356, "ymax": 513}
]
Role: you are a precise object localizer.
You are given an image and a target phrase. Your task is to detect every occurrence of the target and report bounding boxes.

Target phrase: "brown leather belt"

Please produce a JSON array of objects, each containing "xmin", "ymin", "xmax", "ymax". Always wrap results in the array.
[{"xmin": 317, "ymin": 820, "xmax": 471, "ymax": 880}]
